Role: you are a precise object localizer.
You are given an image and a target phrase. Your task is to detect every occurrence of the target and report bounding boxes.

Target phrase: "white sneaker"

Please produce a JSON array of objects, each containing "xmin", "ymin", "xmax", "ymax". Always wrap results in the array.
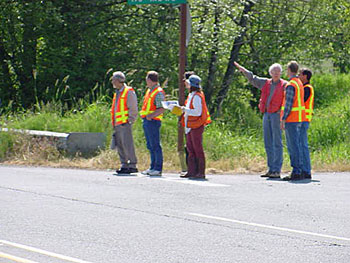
[
  {"xmin": 148, "ymin": 170, "xmax": 162, "ymax": 176},
  {"xmin": 141, "ymin": 169, "xmax": 153, "ymax": 175}
]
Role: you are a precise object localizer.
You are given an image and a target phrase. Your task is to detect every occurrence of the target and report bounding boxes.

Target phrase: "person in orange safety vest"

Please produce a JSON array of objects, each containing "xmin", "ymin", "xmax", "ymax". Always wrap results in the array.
[
  {"xmin": 110, "ymin": 71, "xmax": 138, "ymax": 175},
  {"xmin": 179, "ymin": 75, "xmax": 211, "ymax": 179},
  {"xmin": 280, "ymin": 61, "xmax": 306, "ymax": 181}
]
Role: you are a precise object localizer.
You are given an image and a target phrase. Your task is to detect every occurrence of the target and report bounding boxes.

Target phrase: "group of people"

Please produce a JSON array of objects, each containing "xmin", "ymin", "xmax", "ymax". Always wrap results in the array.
[
  {"xmin": 110, "ymin": 59, "xmax": 314, "ymax": 181},
  {"xmin": 234, "ymin": 60, "xmax": 314, "ymax": 181},
  {"xmin": 110, "ymin": 70, "xmax": 211, "ymax": 179}
]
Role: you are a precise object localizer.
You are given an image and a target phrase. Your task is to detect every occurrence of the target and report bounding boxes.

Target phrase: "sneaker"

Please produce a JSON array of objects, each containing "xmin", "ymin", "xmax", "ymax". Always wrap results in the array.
[
  {"xmin": 148, "ymin": 170, "xmax": 162, "ymax": 176},
  {"xmin": 116, "ymin": 168, "xmax": 131, "ymax": 174},
  {"xmin": 128, "ymin": 168, "xmax": 139, "ymax": 174},
  {"xmin": 260, "ymin": 171, "xmax": 272, "ymax": 178},
  {"xmin": 141, "ymin": 169, "xmax": 153, "ymax": 175},
  {"xmin": 269, "ymin": 172, "xmax": 281, "ymax": 179}
]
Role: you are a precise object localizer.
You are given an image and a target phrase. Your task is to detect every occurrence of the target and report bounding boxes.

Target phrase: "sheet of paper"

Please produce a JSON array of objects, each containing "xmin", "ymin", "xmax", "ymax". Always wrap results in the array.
[{"xmin": 161, "ymin": 100, "xmax": 179, "ymax": 111}]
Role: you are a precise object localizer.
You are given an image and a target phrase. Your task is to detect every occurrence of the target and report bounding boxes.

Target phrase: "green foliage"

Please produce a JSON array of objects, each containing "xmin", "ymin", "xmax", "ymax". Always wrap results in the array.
[
  {"xmin": 204, "ymin": 122, "xmax": 264, "ymax": 161},
  {"xmin": 311, "ymin": 74, "xmax": 350, "ymax": 107},
  {"xmin": 0, "ymin": 132, "xmax": 13, "ymax": 160},
  {"xmin": 1, "ymin": 0, "xmax": 350, "ymax": 116},
  {"xmin": 218, "ymin": 74, "xmax": 262, "ymax": 132},
  {"xmin": 309, "ymin": 96, "xmax": 350, "ymax": 151}
]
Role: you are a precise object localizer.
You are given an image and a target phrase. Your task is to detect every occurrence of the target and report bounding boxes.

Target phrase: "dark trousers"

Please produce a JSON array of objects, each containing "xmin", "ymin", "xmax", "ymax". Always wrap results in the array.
[
  {"xmin": 186, "ymin": 125, "xmax": 205, "ymax": 176},
  {"xmin": 143, "ymin": 119, "xmax": 163, "ymax": 171}
]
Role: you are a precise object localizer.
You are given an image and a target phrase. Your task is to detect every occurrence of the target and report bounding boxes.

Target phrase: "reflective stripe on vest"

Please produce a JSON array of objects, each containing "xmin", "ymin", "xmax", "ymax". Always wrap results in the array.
[
  {"xmin": 281, "ymin": 78, "xmax": 306, "ymax": 122},
  {"xmin": 304, "ymin": 84, "xmax": 314, "ymax": 122},
  {"xmin": 115, "ymin": 86, "xmax": 132, "ymax": 124},
  {"xmin": 111, "ymin": 86, "xmax": 133, "ymax": 126},
  {"xmin": 140, "ymin": 86, "xmax": 165, "ymax": 121}
]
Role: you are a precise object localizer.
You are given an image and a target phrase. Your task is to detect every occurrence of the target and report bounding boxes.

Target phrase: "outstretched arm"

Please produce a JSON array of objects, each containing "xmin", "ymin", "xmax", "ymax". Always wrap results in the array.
[
  {"xmin": 234, "ymin": 61, "xmax": 248, "ymax": 73},
  {"xmin": 234, "ymin": 61, "xmax": 268, "ymax": 90}
]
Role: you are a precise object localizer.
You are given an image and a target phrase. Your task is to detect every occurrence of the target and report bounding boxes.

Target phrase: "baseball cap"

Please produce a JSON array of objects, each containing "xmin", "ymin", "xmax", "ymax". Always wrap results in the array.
[{"xmin": 186, "ymin": 75, "xmax": 201, "ymax": 88}]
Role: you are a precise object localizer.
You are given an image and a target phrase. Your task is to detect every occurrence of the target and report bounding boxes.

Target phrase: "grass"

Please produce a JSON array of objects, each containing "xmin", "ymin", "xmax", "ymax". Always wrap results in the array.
[{"xmin": 1, "ymin": 73, "xmax": 350, "ymax": 173}]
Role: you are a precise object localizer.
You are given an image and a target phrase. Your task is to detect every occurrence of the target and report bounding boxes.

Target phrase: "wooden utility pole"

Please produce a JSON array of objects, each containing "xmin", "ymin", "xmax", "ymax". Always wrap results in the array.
[
  {"xmin": 177, "ymin": 3, "xmax": 187, "ymax": 172},
  {"xmin": 128, "ymin": 0, "xmax": 188, "ymax": 172}
]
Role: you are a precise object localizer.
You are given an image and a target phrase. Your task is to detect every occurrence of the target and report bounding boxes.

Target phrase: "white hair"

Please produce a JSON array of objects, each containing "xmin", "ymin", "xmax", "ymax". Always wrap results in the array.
[
  {"xmin": 268, "ymin": 63, "xmax": 282, "ymax": 75},
  {"xmin": 112, "ymin": 71, "xmax": 126, "ymax": 82}
]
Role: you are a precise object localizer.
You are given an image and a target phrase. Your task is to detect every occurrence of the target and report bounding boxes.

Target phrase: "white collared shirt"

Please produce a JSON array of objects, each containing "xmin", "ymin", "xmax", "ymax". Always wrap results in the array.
[{"xmin": 184, "ymin": 92, "xmax": 202, "ymax": 134}]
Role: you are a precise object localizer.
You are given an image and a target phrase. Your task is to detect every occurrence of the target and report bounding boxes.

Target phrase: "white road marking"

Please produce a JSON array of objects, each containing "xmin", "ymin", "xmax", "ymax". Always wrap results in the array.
[
  {"xmin": 159, "ymin": 177, "xmax": 230, "ymax": 187},
  {"xmin": 188, "ymin": 213, "xmax": 350, "ymax": 242},
  {"xmin": 0, "ymin": 240, "xmax": 93, "ymax": 263},
  {"xmin": 0, "ymin": 251, "xmax": 38, "ymax": 263},
  {"xmin": 112, "ymin": 173, "xmax": 230, "ymax": 187}
]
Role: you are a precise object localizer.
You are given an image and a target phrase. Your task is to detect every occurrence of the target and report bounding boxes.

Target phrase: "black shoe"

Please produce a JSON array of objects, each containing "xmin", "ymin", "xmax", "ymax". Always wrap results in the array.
[
  {"xmin": 282, "ymin": 173, "xmax": 302, "ymax": 181},
  {"xmin": 128, "ymin": 168, "xmax": 139, "ymax": 174},
  {"xmin": 268, "ymin": 172, "xmax": 281, "ymax": 179},
  {"xmin": 260, "ymin": 171, "xmax": 272, "ymax": 178},
  {"xmin": 189, "ymin": 174, "xmax": 206, "ymax": 179},
  {"xmin": 180, "ymin": 173, "xmax": 193, "ymax": 178},
  {"xmin": 116, "ymin": 168, "xmax": 131, "ymax": 174},
  {"xmin": 301, "ymin": 172, "xmax": 312, "ymax": 179}
]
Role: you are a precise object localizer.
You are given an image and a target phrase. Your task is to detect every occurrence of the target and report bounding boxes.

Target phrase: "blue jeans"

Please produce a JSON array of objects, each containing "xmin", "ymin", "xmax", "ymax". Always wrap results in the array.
[
  {"xmin": 143, "ymin": 119, "xmax": 163, "ymax": 171},
  {"xmin": 263, "ymin": 112, "xmax": 283, "ymax": 173},
  {"xmin": 285, "ymin": 122, "xmax": 302, "ymax": 174},
  {"xmin": 300, "ymin": 122, "xmax": 311, "ymax": 174}
]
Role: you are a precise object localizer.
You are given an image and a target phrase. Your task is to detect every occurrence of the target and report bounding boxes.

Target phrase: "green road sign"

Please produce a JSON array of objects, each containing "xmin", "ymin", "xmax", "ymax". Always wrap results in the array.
[{"xmin": 128, "ymin": 0, "xmax": 187, "ymax": 5}]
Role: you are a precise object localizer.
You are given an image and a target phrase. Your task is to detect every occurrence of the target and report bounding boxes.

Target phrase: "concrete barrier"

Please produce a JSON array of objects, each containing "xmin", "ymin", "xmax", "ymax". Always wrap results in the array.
[{"xmin": 0, "ymin": 128, "xmax": 106, "ymax": 156}]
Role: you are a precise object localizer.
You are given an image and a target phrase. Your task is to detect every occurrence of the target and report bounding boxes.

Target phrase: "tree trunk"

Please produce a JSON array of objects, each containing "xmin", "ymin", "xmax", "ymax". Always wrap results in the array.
[
  {"xmin": 204, "ymin": 0, "xmax": 220, "ymax": 106},
  {"xmin": 211, "ymin": 0, "xmax": 255, "ymax": 117},
  {"xmin": 17, "ymin": 3, "xmax": 37, "ymax": 108},
  {"xmin": 0, "ymin": 37, "xmax": 14, "ymax": 106}
]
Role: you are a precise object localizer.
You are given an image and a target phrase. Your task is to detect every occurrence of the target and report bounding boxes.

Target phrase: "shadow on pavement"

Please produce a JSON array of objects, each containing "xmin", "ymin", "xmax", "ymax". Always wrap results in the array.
[
  {"xmin": 288, "ymin": 179, "xmax": 320, "ymax": 184},
  {"xmin": 113, "ymin": 173, "xmax": 138, "ymax": 177},
  {"xmin": 266, "ymin": 178, "xmax": 320, "ymax": 184}
]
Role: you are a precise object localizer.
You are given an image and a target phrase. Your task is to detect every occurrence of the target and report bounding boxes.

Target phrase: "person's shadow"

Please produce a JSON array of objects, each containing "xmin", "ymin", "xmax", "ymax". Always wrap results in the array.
[
  {"xmin": 113, "ymin": 173, "xmax": 138, "ymax": 177},
  {"xmin": 188, "ymin": 178, "xmax": 208, "ymax": 181},
  {"xmin": 288, "ymin": 179, "xmax": 320, "ymax": 184},
  {"xmin": 266, "ymin": 178, "xmax": 320, "ymax": 184}
]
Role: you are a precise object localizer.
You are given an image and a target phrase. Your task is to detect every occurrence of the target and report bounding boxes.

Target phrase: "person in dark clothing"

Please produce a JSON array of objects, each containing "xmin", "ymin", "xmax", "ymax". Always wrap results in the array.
[{"xmin": 299, "ymin": 68, "xmax": 314, "ymax": 179}]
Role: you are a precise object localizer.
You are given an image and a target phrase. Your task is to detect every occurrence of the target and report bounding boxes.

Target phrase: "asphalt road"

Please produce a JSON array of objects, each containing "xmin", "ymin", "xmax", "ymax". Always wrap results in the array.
[{"xmin": 0, "ymin": 165, "xmax": 349, "ymax": 263}]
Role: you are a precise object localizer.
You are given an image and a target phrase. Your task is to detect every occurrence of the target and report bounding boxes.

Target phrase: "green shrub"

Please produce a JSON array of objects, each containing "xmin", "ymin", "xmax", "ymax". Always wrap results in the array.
[
  {"xmin": 311, "ymin": 73, "xmax": 350, "ymax": 108},
  {"xmin": 0, "ymin": 132, "xmax": 13, "ymax": 160}
]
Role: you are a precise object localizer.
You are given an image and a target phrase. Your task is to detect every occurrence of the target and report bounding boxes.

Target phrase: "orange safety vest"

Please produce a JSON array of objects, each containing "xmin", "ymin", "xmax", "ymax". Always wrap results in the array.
[
  {"xmin": 111, "ymin": 86, "xmax": 134, "ymax": 126},
  {"xmin": 304, "ymin": 83, "xmax": 314, "ymax": 122},
  {"xmin": 180, "ymin": 91, "xmax": 212, "ymax": 129},
  {"xmin": 280, "ymin": 77, "xmax": 306, "ymax": 123},
  {"xmin": 140, "ymin": 86, "xmax": 165, "ymax": 121}
]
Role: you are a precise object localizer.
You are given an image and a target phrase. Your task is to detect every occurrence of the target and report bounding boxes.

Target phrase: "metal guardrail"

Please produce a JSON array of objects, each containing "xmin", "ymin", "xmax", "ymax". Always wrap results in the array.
[{"xmin": 0, "ymin": 128, "xmax": 105, "ymax": 156}]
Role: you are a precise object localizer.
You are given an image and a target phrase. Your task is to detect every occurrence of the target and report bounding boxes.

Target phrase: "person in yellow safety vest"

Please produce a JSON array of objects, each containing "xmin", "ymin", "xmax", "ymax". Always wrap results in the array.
[
  {"xmin": 110, "ymin": 71, "xmax": 139, "ymax": 175},
  {"xmin": 140, "ymin": 71, "xmax": 166, "ymax": 176},
  {"xmin": 280, "ymin": 61, "xmax": 307, "ymax": 181},
  {"xmin": 299, "ymin": 68, "xmax": 314, "ymax": 179}
]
